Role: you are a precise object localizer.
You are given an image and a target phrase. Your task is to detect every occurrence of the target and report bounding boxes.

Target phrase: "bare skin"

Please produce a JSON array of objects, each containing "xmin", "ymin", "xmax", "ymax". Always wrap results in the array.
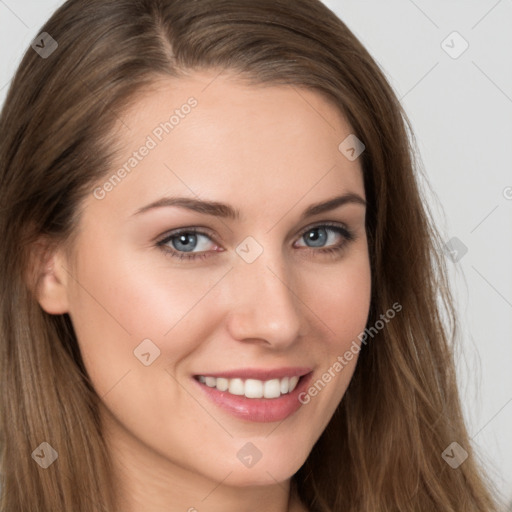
[{"xmin": 35, "ymin": 70, "xmax": 371, "ymax": 512}]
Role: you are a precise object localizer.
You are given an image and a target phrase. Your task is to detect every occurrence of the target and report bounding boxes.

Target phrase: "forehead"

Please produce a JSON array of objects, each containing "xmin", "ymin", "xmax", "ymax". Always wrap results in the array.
[{"xmin": 87, "ymin": 70, "xmax": 365, "ymax": 219}]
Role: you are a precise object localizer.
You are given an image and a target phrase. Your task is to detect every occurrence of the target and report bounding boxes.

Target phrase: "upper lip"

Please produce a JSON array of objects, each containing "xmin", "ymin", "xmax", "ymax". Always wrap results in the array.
[{"xmin": 194, "ymin": 367, "xmax": 313, "ymax": 381}]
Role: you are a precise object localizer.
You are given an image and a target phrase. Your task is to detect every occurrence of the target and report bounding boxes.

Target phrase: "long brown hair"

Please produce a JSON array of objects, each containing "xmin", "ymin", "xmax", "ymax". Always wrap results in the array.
[{"xmin": 0, "ymin": 0, "xmax": 501, "ymax": 510}]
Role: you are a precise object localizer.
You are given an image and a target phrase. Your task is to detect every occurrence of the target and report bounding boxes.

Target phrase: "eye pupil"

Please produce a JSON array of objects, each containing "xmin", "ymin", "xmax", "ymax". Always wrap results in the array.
[
  {"xmin": 306, "ymin": 228, "xmax": 327, "ymax": 247},
  {"xmin": 173, "ymin": 233, "xmax": 197, "ymax": 252}
]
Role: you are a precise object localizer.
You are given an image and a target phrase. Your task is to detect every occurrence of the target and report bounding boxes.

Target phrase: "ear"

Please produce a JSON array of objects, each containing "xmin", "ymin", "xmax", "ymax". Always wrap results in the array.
[{"xmin": 29, "ymin": 238, "xmax": 71, "ymax": 315}]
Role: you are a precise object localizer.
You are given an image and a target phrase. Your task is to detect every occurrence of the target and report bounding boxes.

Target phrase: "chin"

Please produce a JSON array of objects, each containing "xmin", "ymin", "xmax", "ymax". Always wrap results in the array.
[
  {"xmin": 219, "ymin": 465, "xmax": 300, "ymax": 488},
  {"xmin": 209, "ymin": 445, "xmax": 310, "ymax": 488}
]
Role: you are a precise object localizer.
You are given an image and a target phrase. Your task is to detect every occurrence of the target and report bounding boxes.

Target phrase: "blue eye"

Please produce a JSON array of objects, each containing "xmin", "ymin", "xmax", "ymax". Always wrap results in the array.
[
  {"xmin": 156, "ymin": 223, "xmax": 355, "ymax": 261},
  {"xmin": 157, "ymin": 228, "xmax": 217, "ymax": 261},
  {"xmin": 296, "ymin": 224, "xmax": 354, "ymax": 250}
]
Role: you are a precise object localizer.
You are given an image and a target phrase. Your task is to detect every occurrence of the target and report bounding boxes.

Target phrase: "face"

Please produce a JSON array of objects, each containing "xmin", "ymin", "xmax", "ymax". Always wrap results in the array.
[{"xmin": 44, "ymin": 71, "xmax": 371, "ymax": 491}]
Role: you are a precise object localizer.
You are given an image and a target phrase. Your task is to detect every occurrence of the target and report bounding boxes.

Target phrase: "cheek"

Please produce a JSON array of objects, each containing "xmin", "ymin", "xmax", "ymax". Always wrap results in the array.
[
  {"xmin": 325, "ymin": 275, "xmax": 370, "ymax": 340},
  {"xmin": 65, "ymin": 239, "xmax": 233, "ymax": 390},
  {"xmin": 296, "ymin": 251, "xmax": 371, "ymax": 415},
  {"xmin": 303, "ymin": 249, "xmax": 372, "ymax": 348}
]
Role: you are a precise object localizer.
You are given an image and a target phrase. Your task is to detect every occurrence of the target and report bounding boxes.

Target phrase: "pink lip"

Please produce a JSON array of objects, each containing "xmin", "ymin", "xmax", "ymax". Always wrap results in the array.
[
  {"xmin": 192, "ymin": 369, "xmax": 314, "ymax": 423},
  {"xmin": 194, "ymin": 367, "xmax": 313, "ymax": 381}
]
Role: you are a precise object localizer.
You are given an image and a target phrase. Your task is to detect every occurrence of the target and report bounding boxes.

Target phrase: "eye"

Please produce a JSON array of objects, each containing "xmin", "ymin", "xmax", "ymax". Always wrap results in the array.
[
  {"xmin": 294, "ymin": 223, "xmax": 355, "ymax": 254},
  {"xmin": 156, "ymin": 228, "xmax": 220, "ymax": 261},
  {"xmin": 156, "ymin": 222, "xmax": 355, "ymax": 261}
]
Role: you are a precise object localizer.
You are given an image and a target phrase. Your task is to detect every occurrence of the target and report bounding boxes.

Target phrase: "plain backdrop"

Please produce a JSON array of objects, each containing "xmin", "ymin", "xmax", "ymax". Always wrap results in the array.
[{"xmin": 1, "ymin": 0, "xmax": 511, "ymax": 507}]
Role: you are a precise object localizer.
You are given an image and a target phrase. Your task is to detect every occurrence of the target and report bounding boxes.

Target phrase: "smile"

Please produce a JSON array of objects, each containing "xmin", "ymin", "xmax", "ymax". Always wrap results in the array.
[
  {"xmin": 192, "ymin": 368, "xmax": 313, "ymax": 423},
  {"xmin": 196, "ymin": 375, "xmax": 300, "ymax": 399}
]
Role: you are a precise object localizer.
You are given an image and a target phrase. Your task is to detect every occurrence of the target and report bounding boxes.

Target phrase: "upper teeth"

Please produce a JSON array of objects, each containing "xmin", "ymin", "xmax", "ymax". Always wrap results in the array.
[{"xmin": 197, "ymin": 375, "xmax": 300, "ymax": 399}]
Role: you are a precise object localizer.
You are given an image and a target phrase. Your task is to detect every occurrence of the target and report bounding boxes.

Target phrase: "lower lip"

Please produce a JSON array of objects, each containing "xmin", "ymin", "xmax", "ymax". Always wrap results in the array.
[{"xmin": 193, "ymin": 373, "xmax": 313, "ymax": 423}]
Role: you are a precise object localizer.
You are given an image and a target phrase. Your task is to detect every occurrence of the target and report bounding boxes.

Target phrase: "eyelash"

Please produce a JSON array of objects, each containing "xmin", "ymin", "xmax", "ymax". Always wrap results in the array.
[{"xmin": 156, "ymin": 222, "xmax": 356, "ymax": 262}]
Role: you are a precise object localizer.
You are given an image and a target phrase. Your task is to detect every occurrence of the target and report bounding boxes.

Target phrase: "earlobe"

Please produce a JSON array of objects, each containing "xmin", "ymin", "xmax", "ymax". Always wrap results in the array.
[{"xmin": 29, "ymin": 241, "xmax": 71, "ymax": 315}]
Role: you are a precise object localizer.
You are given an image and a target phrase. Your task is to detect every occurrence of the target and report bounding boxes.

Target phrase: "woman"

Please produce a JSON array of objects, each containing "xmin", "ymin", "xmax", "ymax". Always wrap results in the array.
[{"xmin": 0, "ymin": 0, "xmax": 501, "ymax": 510}]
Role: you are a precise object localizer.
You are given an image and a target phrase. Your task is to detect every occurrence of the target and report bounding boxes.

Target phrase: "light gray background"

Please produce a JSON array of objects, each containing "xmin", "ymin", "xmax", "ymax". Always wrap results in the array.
[{"xmin": 1, "ymin": 0, "xmax": 511, "ymax": 507}]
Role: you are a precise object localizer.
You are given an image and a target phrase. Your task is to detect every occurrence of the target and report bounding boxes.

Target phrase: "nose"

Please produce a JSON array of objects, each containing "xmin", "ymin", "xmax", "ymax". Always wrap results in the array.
[{"xmin": 224, "ymin": 250, "xmax": 305, "ymax": 349}]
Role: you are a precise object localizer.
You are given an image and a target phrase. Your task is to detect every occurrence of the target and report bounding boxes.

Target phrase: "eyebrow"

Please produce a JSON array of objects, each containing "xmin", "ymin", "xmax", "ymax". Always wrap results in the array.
[{"xmin": 132, "ymin": 192, "xmax": 366, "ymax": 220}]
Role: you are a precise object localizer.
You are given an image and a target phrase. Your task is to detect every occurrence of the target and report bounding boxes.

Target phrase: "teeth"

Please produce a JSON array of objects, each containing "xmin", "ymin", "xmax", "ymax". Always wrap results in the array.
[
  {"xmin": 264, "ymin": 379, "xmax": 281, "ymax": 399},
  {"xmin": 289, "ymin": 376, "xmax": 299, "ymax": 391},
  {"xmin": 245, "ymin": 379, "xmax": 263, "ymax": 398},
  {"xmin": 228, "ymin": 378, "xmax": 244, "ymax": 396},
  {"xmin": 280, "ymin": 376, "xmax": 289, "ymax": 394},
  {"xmin": 197, "ymin": 375, "xmax": 301, "ymax": 399},
  {"xmin": 216, "ymin": 377, "xmax": 229, "ymax": 391},
  {"xmin": 205, "ymin": 376, "xmax": 216, "ymax": 387}
]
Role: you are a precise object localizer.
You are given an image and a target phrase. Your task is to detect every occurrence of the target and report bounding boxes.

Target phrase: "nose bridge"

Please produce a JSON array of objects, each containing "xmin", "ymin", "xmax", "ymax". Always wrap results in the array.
[{"xmin": 226, "ymin": 242, "xmax": 304, "ymax": 345}]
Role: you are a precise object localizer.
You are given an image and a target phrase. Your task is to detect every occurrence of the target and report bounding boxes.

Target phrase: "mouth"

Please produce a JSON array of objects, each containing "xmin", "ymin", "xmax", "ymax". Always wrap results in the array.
[
  {"xmin": 194, "ymin": 374, "xmax": 301, "ymax": 399},
  {"xmin": 192, "ymin": 368, "xmax": 313, "ymax": 423}
]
